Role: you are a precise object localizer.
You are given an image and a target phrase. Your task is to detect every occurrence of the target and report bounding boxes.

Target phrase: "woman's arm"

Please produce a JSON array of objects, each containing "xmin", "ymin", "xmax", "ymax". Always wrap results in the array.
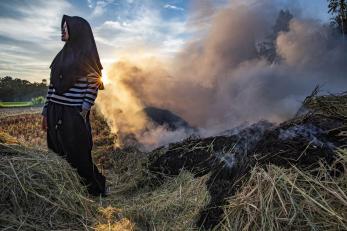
[
  {"xmin": 81, "ymin": 72, "xmax": 101, "ymax": 111},
  {"xmin": 41, "ymin": 83, "xmax": 54, "ymax": 117}
]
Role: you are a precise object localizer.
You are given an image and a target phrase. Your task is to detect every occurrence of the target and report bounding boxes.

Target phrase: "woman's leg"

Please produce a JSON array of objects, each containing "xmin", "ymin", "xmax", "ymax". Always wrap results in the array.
[
  {"xmin": 62, "ymin": 106, "xmax": 106, "ymax": 195},
  {"xmin": 47, "ymin": 102, "xmax": 66, "ymax": 158},
  {"xmin": 47, "ymin": 103, "xmax": 105, "ymax": 195}
]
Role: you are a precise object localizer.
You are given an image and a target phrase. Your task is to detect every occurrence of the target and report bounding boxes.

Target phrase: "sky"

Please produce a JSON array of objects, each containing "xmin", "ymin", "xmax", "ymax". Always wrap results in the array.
[{"xmin": 0, "ymin": 0, "xmax": 331, "ymax": 83}]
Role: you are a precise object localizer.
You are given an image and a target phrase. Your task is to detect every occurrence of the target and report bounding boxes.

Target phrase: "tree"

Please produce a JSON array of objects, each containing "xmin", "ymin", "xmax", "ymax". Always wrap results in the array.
[
  {"xmin": 328, "ymin": 0, "xmax": 347, "ymax": 35},
  {"xmin": 0, "ymin": 76, "xmax": 47, "ymax": 101}
]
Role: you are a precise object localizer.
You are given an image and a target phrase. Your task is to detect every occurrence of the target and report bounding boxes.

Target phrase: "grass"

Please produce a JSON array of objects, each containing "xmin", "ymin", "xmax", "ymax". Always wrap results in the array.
[{"xmin": 0, "ymin": 101, "xmax": 33, "ymax": 108}]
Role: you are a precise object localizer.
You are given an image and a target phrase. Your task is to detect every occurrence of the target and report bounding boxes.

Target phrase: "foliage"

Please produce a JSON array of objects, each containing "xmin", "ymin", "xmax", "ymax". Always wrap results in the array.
[
  {"xmin": 0, "ymin": 76, "xmax": 47, "ymax": 101},
  {"xmin": 328, "ymin": 0, "xmax": 347, "ymax": 34},
  {"xmin": 31, "ymin": 96, "xmax": 45, "ymax": 106},
  {"xmin": 0, "ymin": 101, "xmax": 33, "ymax": 108}
]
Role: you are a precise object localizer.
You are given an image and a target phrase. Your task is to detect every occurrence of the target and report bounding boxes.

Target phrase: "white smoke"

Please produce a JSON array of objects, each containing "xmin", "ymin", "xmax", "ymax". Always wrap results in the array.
[{"xmin": 97, "ymin": 0, "xmax": 347, "ymax": 150}]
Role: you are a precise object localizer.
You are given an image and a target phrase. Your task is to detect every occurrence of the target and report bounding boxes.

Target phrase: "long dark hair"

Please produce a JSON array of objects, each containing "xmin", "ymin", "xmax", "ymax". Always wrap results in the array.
[{"xmin": 50, "ymin": 15, "xmax": 103, "ymax": 94}]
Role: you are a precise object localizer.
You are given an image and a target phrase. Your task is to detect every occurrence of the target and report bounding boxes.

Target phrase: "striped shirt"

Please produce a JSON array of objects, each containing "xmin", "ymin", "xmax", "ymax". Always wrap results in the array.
[{"xmin": 42, "ymin": 72, "xmax": 101, "ymax": 116}]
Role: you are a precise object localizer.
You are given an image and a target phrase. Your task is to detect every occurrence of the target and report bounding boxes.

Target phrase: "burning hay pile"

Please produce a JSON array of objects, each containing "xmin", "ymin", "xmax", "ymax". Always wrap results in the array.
[{"xmin": 146, "ymin": 92, "xmax": 347, "ymax": 229}]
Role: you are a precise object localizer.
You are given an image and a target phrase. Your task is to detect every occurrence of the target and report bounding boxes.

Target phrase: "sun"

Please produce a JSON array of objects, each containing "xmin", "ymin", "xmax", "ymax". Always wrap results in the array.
[{"xmin": 101, "ymin": 69, "xmax": 110, "ymax": 84}]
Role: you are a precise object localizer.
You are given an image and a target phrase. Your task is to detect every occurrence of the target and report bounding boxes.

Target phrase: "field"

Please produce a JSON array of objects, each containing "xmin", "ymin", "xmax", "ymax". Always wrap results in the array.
[
  {"xmin": 0, "ymin": 94, "xmax": 347, "ymax": 230},
  {"xmin": 0, "ymin": 107, "xmax": 42, "ymax": 119},
  {"xmin": 0, "ymin": 101, "xmax": 33, "ymax": 108},
  {"xmin": 0, "ymin": 106, "xmax": 114, "ymax": 154}
]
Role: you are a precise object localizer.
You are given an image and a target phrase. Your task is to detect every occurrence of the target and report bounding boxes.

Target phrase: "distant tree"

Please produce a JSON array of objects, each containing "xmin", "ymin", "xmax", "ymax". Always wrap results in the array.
[
  {"xmin": 0, "ymin": 76, "xmax": 47, "ymax": 101},
  {"xmin": 328, "ymin": 0, "xmax": 347, "ymax": 34}
]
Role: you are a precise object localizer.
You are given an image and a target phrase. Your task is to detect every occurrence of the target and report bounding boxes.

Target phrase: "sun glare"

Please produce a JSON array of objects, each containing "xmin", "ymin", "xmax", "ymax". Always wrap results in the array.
[{"xmin": 101, "ymin": 69, "xmax": 110, "ymax": 84}]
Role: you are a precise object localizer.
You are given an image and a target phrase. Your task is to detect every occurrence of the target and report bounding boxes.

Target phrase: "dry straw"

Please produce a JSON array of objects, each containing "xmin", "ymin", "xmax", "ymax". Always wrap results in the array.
[
  {"xmin": 101, "ymin": 149, "xmax": 210, "ymax": 230},
  {"xmin": 218, "ymin": 150, "xmax": 347, "ymax": 231},
  {"xmin": 1, "ymin": 91, "xmax": 346, "ymax": 230},
  {"xmin": 0, "ymin": 143, "xmax": 97, "ymax": 230}
]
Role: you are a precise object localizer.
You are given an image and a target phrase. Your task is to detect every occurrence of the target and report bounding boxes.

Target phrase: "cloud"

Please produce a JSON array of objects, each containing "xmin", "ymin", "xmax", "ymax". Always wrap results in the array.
[
  {"xmin": 0, "ymin": 0, "xmax": 74, "ymax": 81},
  {"xmin": 93, "ymin": 4, "xmax": 188, "ymax": 62},
  {"xmin": 164, "ymin": 4, "xmax": 184, "ymax": 11},
  {"xmin": 0, "ymin": 1, "xmax": 72, "ymax": 43},
  {"xmin": 87, "ymin": 0, "xmax": 93, "ymax": 8},
  {"xmin": 91, "ymin": 0, "xmax": 115, "ymax": 18},
  {"xmin": 0, "ymin": 0, "xmax": 188, "ymax": 81}
]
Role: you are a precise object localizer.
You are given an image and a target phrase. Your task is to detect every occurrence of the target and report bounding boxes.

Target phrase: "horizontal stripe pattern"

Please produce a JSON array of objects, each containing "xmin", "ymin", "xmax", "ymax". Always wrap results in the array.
[{"xmin": 43, "ymin": 73, "xmax": 100, "ymax": 110}]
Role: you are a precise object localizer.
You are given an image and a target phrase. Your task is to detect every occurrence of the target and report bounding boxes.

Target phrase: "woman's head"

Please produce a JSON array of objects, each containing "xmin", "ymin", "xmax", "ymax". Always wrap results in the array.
[
  {"xmin": 50, "ymin": 15, "xmax": 103, "ymax": 94},
  {"xmin": 60, "ymin": 15, "xmax": 94, "ymax": 44}
]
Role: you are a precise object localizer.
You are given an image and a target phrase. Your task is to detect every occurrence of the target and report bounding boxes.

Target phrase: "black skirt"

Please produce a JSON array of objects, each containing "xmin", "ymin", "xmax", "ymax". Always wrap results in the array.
[{"xmin": 46, "ymin": 102, "xmax": 106, "ymax": 196}]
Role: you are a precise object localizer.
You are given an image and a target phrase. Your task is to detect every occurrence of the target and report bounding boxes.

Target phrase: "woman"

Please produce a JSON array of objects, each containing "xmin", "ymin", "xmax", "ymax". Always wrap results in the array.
[{"xmin": 41, "ymin": 15, "xmax": 106, "ymax": 196}]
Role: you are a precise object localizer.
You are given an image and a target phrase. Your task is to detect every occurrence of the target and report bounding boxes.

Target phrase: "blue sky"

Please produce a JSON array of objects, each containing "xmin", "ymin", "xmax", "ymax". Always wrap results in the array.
[{"xmin": 0, "ymin": 0, "xmax": 330, "ymax": 82}]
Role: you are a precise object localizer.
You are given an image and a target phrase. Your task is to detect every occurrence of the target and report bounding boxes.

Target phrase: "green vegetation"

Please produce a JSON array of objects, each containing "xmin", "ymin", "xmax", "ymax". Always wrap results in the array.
[
  {"xmin": 0, "ymin": 76, "xmax": 47, "ymax": 102},
  {"xmin": 31, "ymin": 96, "xmax": 45, "ymax": 106},
  {"xmin": 0, "ymin": 101, "xmax": 33, "ymax": 107},
  {"xmin": 0, "ymin": 97, "xmax": 45, "ymax": 108}
]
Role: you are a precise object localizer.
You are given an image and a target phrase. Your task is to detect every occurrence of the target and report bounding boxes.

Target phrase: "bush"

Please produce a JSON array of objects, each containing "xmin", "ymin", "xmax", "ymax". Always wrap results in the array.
[{"xmin": 31, "ymin": 96, "xmax": 45, "ymax": 106}]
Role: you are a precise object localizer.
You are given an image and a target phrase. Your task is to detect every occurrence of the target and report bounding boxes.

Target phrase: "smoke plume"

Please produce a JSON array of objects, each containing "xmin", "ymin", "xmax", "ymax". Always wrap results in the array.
[{"xmin": 97, "ymin": 0, "xmax": 347, "ymax": 150}]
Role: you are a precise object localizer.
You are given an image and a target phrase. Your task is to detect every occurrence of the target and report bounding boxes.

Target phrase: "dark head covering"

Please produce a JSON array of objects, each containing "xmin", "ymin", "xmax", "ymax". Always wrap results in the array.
[{"xmin": 50, "ymin": 15, "xmax": 103, "ymax": 94}]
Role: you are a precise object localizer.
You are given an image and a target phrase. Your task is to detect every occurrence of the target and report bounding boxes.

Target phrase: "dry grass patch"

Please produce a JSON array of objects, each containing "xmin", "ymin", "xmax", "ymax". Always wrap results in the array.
[
  {"xmin": 219, "ymin": 150, "xmax": 347, "ymax": 231},
  {"xmin": 0, "ymin": 143, "xmax": 97, "ymax": 230}
]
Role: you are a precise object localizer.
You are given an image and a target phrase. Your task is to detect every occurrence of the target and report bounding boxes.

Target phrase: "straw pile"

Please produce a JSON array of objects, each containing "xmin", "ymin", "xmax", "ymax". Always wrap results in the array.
[
  {"xmin": 219, "ymin": 150, "xmax": 347, "ymax": 231},
  {"xmin": 99, "ymin": 148, "xmax": 210, "ymax": 230},
  {"xmin": 0, "ymin": 143, "xmax": 97, "ymax": 230},
  {"xmin": 0, "ymin": 131, "xmax": 19, "ymax": 144}
]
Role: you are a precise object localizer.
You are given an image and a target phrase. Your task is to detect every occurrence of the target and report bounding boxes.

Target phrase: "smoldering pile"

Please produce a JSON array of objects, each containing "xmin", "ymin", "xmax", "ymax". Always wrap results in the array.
[{"xmin": 145, "ymin": 91, "xmax": 347, "ymax": 229}]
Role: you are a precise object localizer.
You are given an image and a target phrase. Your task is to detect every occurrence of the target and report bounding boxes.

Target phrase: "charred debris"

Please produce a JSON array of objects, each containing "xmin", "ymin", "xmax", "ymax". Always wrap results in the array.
[{"xmin": 143, "ymin": 90, "xmax": 347, "ymax": 229}]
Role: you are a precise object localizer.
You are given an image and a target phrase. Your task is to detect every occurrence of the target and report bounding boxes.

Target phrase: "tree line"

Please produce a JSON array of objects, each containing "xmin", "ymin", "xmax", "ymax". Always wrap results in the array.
[{"xmin": 0, "ymin": 76, "xmax": 47, "ymax": 102}]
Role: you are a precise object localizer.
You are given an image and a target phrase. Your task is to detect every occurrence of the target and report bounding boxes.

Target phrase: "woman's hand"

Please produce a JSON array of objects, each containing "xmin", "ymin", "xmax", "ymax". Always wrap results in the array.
[
  {"xmin": 80, "ymin": 109, "xmax": 89, "ymax": 122},
  {"xmin": 42, "ymin": 116, "xmax": 47, "ymax": 131}
]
